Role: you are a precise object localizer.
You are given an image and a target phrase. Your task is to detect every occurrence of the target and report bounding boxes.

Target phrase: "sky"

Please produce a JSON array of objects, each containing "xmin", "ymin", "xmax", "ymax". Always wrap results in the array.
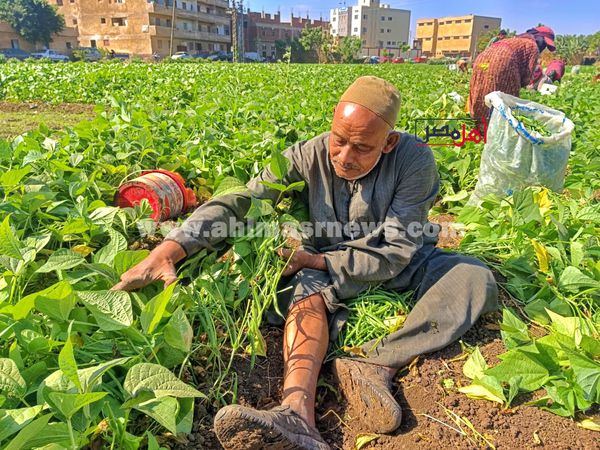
[{"xmin": 244, "ymin": 0, "xmax": 599, "ymax": 38}]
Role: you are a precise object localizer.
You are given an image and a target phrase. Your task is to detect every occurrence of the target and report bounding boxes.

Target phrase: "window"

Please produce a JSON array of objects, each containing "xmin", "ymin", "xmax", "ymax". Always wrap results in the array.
[
  {"xmin": 56, "ymin": 0, "xmax": 63, "ymax": 5},
  {"xmin": 387, "ymin": 29, "xmax": 391, "ymax": 33},
  {"xmin": 387, "ymin": 41, "xmax": 391, "ymax": 45},
  {"xmin": 380, "ymin": 28, "xmax": 384, "ymax": 33},
  {"xmin": 332, "ymin": 17, "xmax": 336, "ymax": 22},
  {"xmin": 182, "ymin": 1, "xmax": 186, "ymax": 8},
  {"xmin": 196, "ymin": 43, "xmax": 202, "ymax": 50},
  {"xmin": 379, "ymin": 40, "xmax": 383, "ymax": 47},
  {"xmin": 69, "ymin": 0, "xmax": 74, "ymax": 3},
  {"xmin": 362, "ymin": 27, "xmax": 367, "ymax": 32},
  {"xmin": 362, "ymin": 39, "xmax": 366, "ymax": 44},
  {"xmin": 454, "ymin": 36, "xmax": 459, "ymax": 39},
  {"xmin": 388, "ymin": 17, "xmax": 392, "ymax": 21},
  {"xmin": 183, "ymin": 22, "xmax": 188, "ymax": 30},
  {"xmin": 363, "ymin": 14, "xmax": 367, "ymax": 19},
  {"xmin": 11, "ymin": 39, "xmax": 19, "ymax": 49},
  {"xmin": 72, "ymin": 18, "xmax": 77, "ymax": 25},
  {"xmin": 103, "ymin": 39, "xmax": 110, "ymax": 45},
  {"xmin": 381, "ymin": 16, "xmax": 385, "ymax": 20},
  {"xmin": 484, "ymin": 25, "xmax": 489, "ymax": 29},
  {"xmin": 101, "ymin": 17, "xmax": 106, "ymax": 24},
  {"xmin": 353, "ymin": 27, "xmax": 358, "ymax": 32},
  {"xmin": 66, "ymin": 42, "xmax": 72, "ymax": 49},
  {"xmin": 166, "ymin": 19, "xmax": 171, "ymax": 27},
  {"xmin": 455, "ymin": 20, "xmax": 461, "ymax": 23},
  {"xmin": 111, "ymin": 17, "xmax": 127, "ymax": 26},
  {"xmin": 425, "ymin": 37, "xmax": 431, "ymax": 41},
  {"xmin": 115, "ymin": 0, "xmax": 124, "ymax": 3},
  {"xmin": 465, "ymin": 19, "xmax": 472, "ymax": 23},
  {"xmin": 354, "ymin": 15, "xmax": 358, "ymax": 20},
  {"xmin": 155, "ymin": 17, "xmax": 161, "ymax": 26},
  {"xmin": 91, "ymin": 40, "xmax": 97, "ymax": 48}
]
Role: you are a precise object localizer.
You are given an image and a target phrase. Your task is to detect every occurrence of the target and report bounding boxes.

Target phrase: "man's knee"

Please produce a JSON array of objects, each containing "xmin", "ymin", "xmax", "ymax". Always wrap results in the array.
[
  {"xmin": 452, "ymin": 259, "xmax": 499, "ymax": 313},
  {"xmin": 288, "ymin": 292, "xmax": 327, "ymax": 317}
]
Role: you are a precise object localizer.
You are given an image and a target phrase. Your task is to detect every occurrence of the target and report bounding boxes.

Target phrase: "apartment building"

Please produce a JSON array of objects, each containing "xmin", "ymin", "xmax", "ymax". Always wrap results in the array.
[
  {"xmin": 243, "ymin": 10, "xmax": 329, "ymax": 59},
  {"xmin": 0, "ymin": 21, "xmax": 78, "ymax": 55},
  {"xmin": 49, "ymin": 0, "xmax": 231, "ymax": 57},
  {"xmin": 330, "ymin": 0, "xmax": 410, "ymax": 56},
  {"xmin": 415, "ymin": 14, "xmax": 501, "ymax": 58}
]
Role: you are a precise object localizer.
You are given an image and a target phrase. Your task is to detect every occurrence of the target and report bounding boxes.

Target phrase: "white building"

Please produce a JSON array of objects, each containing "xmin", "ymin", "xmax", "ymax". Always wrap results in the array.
[{"xmin": 330, "ymin": 0, "xmax": 410, "ymax": 56}]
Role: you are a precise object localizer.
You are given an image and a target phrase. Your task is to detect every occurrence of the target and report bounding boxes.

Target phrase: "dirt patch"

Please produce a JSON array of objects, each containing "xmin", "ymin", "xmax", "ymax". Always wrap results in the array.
[
  {"xmin": 0, "ymin": 101, "xmax": 94, "ymax": 114},
  {"xmin": 430, "ymin": 213, "xmax": 463, "ymax": 249},
  {"xmin": 184, "ymin": 319, "xmax": 598, "ymax": 449},
  {"xmin": 0, "ymin": 101, "xmax": 95, "ymax": 139},
  {"xmin": 181, "ymin": 295, "xmax": 598, "ymax": 449}
]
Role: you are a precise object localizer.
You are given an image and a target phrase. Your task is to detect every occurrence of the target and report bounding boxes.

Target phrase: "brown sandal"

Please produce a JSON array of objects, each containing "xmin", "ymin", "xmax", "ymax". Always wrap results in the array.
[
  {"xmin": 332, "ymin": 357, "xmax": 402, "ymax": 433},
  {"xmin": 214, "ymin": 404, "xmax": 331, "ymax": 450}
]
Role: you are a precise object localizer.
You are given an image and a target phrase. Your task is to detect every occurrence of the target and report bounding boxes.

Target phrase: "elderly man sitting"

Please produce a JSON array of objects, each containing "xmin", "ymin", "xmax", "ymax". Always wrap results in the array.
[{"xmin": 114, "ymin": 76, "xmax": 498, "ymax": 450}]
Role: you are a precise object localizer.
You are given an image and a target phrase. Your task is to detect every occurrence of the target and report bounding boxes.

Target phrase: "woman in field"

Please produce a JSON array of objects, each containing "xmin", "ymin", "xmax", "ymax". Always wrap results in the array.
[{"xmin": 468, "ymin": 26, "xmax": 556, "ymax": 122}]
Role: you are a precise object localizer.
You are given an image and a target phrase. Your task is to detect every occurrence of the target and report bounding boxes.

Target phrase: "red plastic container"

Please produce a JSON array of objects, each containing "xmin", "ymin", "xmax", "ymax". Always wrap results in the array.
[{"xmin": 115, "ymin": 169, "xmax": 198, "ymax": 221}]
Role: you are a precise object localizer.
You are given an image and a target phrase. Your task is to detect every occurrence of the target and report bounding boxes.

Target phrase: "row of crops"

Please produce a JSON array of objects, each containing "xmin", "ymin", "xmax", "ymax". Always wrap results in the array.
[{"xmin": 0, "ymin": 62, "xmax": 599, "ymax": 447}]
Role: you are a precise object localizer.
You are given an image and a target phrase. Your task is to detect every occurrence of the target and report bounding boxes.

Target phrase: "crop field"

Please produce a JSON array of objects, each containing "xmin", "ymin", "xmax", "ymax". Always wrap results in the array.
[{"xmin": 0, "ymin": 61, "xmax": 599, "ymax": 449}]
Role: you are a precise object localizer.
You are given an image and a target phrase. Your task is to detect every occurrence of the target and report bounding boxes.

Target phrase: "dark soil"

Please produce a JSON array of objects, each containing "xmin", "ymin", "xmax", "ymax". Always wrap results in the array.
[
  {"xmin": 179, "ymin": 289, "xmax": 599, "ymax": 449},
  {"xmin": 0, "ymin": 101, "xmax": 95, "ymax": 138},
  {"xmin": 0, "ymin": 101, "xmax": 94, "ymax": 114},
  {"xmin": 430, "ymin": 213, "xmax": 463, "ymax": 249}
]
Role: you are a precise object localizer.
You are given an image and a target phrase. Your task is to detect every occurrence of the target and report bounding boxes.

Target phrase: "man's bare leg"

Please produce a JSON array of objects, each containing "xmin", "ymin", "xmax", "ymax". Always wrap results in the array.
[
  {"xmin": 281, "ymin": 293, "xmax": 329, "ymax": 428},
  {"xmin": 214, "ymin": 292, "xmax": 331, "ymax": 449}
]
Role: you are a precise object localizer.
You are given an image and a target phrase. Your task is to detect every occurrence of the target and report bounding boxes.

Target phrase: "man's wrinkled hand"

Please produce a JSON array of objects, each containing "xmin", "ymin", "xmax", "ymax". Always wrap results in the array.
[
  {"xmin": 111, "ymin": 240, "xmax": 186, "ymax": 291},
  {"xmin": 276, "ymin": 248, "xmax": 326, "ymax": 277}
]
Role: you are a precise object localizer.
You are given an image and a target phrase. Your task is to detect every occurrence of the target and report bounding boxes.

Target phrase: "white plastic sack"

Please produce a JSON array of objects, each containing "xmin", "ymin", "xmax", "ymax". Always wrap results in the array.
[{"xmin": 469, "ymin": 91, "xmax": 574, "ymax": 205}]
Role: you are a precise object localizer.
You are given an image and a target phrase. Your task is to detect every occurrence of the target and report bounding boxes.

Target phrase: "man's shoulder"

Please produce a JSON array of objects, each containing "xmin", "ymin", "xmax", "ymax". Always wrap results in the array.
[
  {"xmin": 302, "ymin": 131, "xmax": 330, "ymax": 151},
  {"xmin": 392, "ymin": 131, "xmax": 436, "ymax": 167}
]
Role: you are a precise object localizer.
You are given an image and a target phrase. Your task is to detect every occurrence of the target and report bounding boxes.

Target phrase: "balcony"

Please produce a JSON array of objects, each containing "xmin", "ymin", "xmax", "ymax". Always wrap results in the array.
[
  {"xmin": 147, "ymin": 2, "xmax": 230, "ymax": 24},
  {"xmin": 149, "ymin": 25, "xmax": 231, "ymax": 43}
]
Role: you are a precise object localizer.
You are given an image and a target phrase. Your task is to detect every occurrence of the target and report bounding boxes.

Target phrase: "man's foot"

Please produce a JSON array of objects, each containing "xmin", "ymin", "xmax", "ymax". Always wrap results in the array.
[
  {"xmin": 214, "ymin": 404, "xmax": 331, "ymax": 450},
  {"xmin": 332, "ymin": 358, "xmax": 402, "ymax": 434}
]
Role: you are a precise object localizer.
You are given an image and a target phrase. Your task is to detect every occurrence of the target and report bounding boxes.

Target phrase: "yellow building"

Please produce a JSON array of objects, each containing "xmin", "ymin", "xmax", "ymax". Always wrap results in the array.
[
  {"xmin": 415, "ymin": 14, "xmax": 501, "ymax": 58},
  {"xmin": 48, "ymin": 0, "xmax": 231, "ymax": 57},
  {"xmin": 0, "ymin": 21, "xmax": 78, "ymax": 55}
]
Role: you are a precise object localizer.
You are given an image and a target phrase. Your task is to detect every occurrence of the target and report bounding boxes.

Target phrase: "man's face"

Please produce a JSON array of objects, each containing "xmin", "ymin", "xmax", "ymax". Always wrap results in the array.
[{"xmin": 329, "ymin": 102, "xmax": 398, "ymax": 180}]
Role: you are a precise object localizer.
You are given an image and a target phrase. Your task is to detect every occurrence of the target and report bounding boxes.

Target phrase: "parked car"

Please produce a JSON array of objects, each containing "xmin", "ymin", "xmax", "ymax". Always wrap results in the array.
[
  {"xmin": 412, "ymin": 56, "xmax": 428, "ymax": 63},
  {"xmin": 207, "ymin": 51, "xmax": 232, "ymax": 62},
  {"xmin": 0, "ymin": 48, "xmax": 30, "ymax": 60},
  {"xmin": 74, "ymin": 47, "xmax": 102, "ymax": 61},
  {"xmin": 30, "ymin": 49, "xmax": 70, "ymax": 62},
  {"xmin": 171, "ymin": 51, "xmax": 192, "ymax": 60},
  {"xmin": 243, "ymin": 52, "xmax": 265, "ymax": 62},
  {"xmin": 363, "ymin": 55, "xmax": 380, "ymax": 64},
  {"xmin": 392, "ymin": 57, "xmax": 404, "ymax": 64}
]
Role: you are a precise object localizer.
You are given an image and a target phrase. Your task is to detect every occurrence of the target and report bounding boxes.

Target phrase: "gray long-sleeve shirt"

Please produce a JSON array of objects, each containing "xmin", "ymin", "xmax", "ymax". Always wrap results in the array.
[{"xmin": 165, "ymin": 131, "xmax": 440, "ymax": 301}]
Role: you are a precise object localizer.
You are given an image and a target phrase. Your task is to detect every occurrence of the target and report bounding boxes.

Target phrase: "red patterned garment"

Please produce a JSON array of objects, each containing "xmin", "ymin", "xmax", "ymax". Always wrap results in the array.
[
  {"xmin": 546, "ymin": 60, "xmax": 566, "ymax": 81},
  {"xmin": 468, "ymin": 36, "xmax": 539, "ymax": 121}
]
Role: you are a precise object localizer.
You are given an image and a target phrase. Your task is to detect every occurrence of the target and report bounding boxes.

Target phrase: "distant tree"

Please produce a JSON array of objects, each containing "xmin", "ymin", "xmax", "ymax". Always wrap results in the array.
[
  {"xmin": 337, "ymin": 36, "xmax": 362, "ymax": 63},
  {"xmin": 476, "ymin": 28, "xmax": 515, "ymax": 54},
  {"xmin": 275, "ymin": 38, "xmax": 309, "ymax": 63},
  {"xmin": 554, "ymin": 34, "xmax": 590, "ymax": 64},
  {"xmin": 0, "ymin": 0, "xmax": 64, "ymax": 47},
  {"xmin": 299, "ymin": 26, "xmax": 334, "ymax": 63},
  {"xmin": 586, "ymin": 31, "xmax": 600, "ymax": 56}
]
